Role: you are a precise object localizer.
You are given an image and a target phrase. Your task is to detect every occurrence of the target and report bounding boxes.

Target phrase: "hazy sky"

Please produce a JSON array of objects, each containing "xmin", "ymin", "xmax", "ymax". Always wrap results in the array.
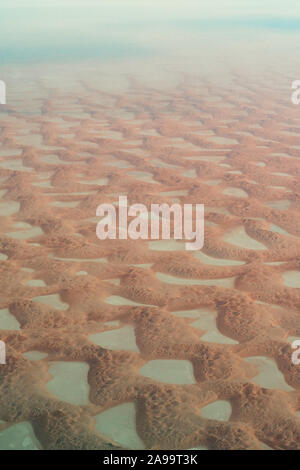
[
  {"xmin": 1, "ymin": 0, "xmax": 300, "ymax": 18},
  {"xmin": 0, "ymin": 0, "xmax": 299, "ymax": 64}
]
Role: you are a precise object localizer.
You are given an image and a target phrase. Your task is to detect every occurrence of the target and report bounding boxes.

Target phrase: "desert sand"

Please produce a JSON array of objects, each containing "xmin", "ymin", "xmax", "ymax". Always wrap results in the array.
[{"xmin": 0, "ymin": 66, "xmax": 300, "ymax": 450}]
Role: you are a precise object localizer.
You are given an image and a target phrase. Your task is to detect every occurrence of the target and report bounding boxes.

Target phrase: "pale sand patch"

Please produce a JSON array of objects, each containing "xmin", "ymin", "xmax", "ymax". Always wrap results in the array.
[
  {"xmin": 90, "ymin": 325, "xmax": 139, "ymax": 352},
  {"xmin": 244, "ymin": 356, "xmax": 294, "ymax": 391},
  {"xmin": 201, "ymin": 400, "xmax": 232, "ymax": 421},
  {"xmin": 0, "ymin": 308, "xmax": 20, "ymax": 330},
  {"xmin": 22, "ymin": 351, "xmax": 48, "ymax": 360},
  {"xmin": 266, "ymin": 200, "xmax": 291, "ymax": 210},
  {"xmin": 95, "ymin": 403, "xmax": 145, "ymax": 449},
  {"xmin": 0, "ymin": 421, "xmax": 41, "ymax": 450},
  {"xmin": 192, "ymin": 314, "xmax": 238, "ymax": 344},
  {"xmin": 33, "ymin": 294, "xmax": 69, "ymax": 310},
  {"xmin": 223, "ymin": 187, "xmax": 248, "ymax": 198},
  {"xmin": 0, "ymin": 201, "xmax": 20, "ymax": 216},
  {"xmin": 26, "ymin": 279, "xmax": 46, "ymax": 287},
  {"xmin": 148, "ymin": 240, "xmax": 186, "ymax": 251},
  {"xmin": 46, "ymin": 361, "xmax": 90, "ymax": 405},
  {"xmin": 139, "ymin": 359, "xmax": 196, "ymax": 384},
  {"xmin": 282, "ymin": 271, "xmax": 300, "ymax": 289},
  {"xmin": 223, "ymin": 226, "xmax": 267, "ymax": 250},
  {"xmin": 194, "ymin": 250, "xmax": 244, "ymax": 266}
]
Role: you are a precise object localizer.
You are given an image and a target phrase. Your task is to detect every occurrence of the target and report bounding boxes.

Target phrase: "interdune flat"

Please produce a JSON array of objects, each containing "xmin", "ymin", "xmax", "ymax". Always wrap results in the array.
[
  {"xmin": 46, "ymin": 362, "xmax": 90, "ymax": 405},
  {"xmin": 95, "ymin": 403, "xmax": 145, "ymax": 450}
]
